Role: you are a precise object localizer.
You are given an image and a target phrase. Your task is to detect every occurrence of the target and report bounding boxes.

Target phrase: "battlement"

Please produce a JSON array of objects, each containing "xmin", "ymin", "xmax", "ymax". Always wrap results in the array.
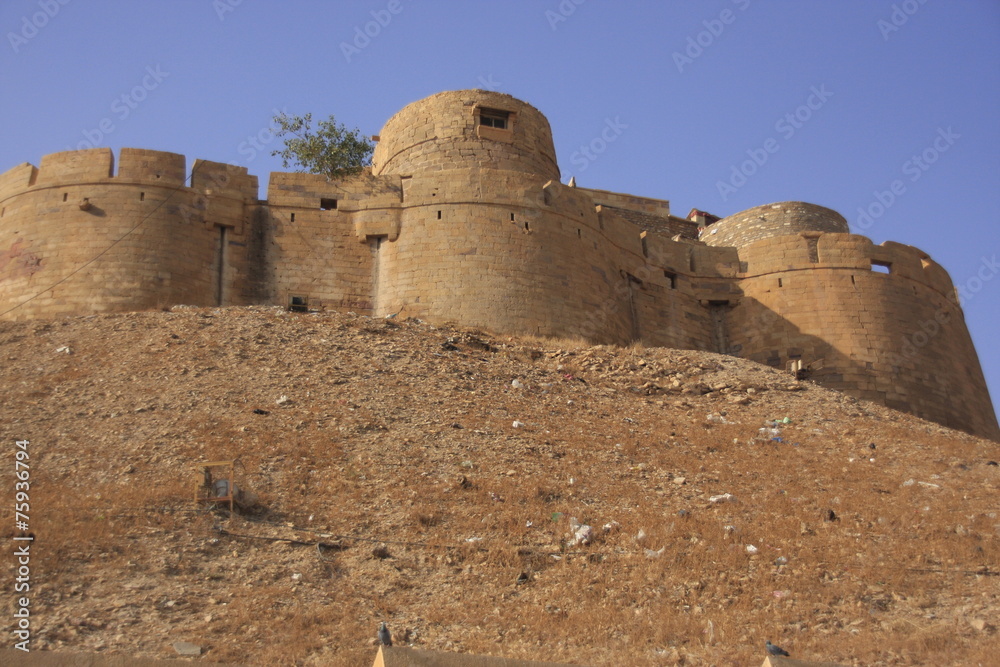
[
  {"xmin": 735, "ymin": 232, "xmax": 955, "ymax": 299},
  {"xmin": 0, "ymin": 148, "xmax": 257, "ymax": 202}
]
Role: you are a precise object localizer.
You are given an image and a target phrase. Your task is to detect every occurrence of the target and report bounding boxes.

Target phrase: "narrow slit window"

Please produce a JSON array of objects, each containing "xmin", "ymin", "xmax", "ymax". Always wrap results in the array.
[
  {"xmin": 140, "ymin": 192, "xmax": 145, "ymax": 201},
  {"xmin": 577, "ymin": 229, "xmax": 581, "ymax": 238},
  {"xmin": 510, "ymin": 213, "xmax": 515, "ymax": 221},
  {"xmin": 290, "ymin": 213, "xmax": 295, "ymax": 222},
  {"xmin": 524, "ymin": 221, "xmax": 530, "ymax": 231},
  {"xmin": 437, "ymin": 210, "xmax": 442, "ymax": 220},
  {"xmin": 641, "ymin": 236, "xmax": 648, "ymax": 258},
  {"xmin": 320, "ymin": 198, "xmax": 337, "ymax": 210},
  {"xmin": 778, "ymin": 278, "xmax": 783, "ymax": 288},
  {"xmin": 871, "ymin": 260, "xmax": 892, "ymax": 274},
  {"xmin": 63, "ymin": 193, "xmax": 68, "ymax": 202},
  {"xmin": 665, "ymin": 271, "xmax": 677, "ymax": 289}
]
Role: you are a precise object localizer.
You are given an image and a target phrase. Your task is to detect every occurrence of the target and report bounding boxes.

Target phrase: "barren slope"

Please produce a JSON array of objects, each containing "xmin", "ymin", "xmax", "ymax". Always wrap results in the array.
[{"xmin": 1, "ymin": 306, "xmax": 998, "ymax": 666}]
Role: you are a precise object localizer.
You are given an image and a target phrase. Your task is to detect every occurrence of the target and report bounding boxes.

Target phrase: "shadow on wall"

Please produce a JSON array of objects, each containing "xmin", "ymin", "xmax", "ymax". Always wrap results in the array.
[{"xmin": 726, "ymin": 298, "xmax": 999, "ymax": 441}]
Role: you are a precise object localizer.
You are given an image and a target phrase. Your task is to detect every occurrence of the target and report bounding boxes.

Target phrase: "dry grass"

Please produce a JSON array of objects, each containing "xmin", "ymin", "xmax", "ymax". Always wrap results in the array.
[{"xmin": 1, "ymin": 307, "xmax": 998, "ymax": 666}]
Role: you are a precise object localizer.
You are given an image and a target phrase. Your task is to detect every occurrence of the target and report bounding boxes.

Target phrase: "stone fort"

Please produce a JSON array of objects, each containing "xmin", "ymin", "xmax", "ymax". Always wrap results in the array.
[{"xmin": 1, "ymin": 89, "xmax": 997, "ymax": 440}]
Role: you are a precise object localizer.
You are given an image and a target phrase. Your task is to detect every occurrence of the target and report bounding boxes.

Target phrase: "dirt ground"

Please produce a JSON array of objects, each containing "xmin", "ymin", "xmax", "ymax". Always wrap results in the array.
[{"xmin": 1, "ymin": 306, "xmax": 998, "ymax": 666}]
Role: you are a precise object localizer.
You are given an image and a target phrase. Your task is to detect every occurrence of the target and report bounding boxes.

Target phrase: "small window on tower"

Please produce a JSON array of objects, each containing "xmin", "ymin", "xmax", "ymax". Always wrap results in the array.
[
  {"xmin": 320, "ymin": 198, "xmax": 337, "ymax": 210},
  {"xmin": 478, "ymin": 108, "xmax": 510, "ymax": 129}
]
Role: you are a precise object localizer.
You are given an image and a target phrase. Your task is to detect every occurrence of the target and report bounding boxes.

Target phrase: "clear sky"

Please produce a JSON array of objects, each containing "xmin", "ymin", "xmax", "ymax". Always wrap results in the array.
[{"xmin": 2, "ymin": 0, "xmax": 999, "ymax": 421}]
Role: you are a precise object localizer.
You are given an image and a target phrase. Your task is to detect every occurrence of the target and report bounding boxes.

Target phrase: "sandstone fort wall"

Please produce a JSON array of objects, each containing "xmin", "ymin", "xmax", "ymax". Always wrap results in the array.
[{"xmin": 1, "ymin": 90, "xmax": 996, "ymax": 439}]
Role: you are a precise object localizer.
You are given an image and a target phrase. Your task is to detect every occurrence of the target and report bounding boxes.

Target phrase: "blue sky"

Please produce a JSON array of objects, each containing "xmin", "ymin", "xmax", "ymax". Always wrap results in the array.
[{"xmin": 2, "ymin": 0, "xmax": 999, "ymax": 421}]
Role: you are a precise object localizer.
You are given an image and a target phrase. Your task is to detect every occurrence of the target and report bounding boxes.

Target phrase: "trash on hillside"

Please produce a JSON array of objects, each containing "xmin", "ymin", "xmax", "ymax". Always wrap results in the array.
[
  {"xmin": 55, "ymin": 345, "xmax": 72, "ymax": 354},
  {"xmin": 635, "ymin": 529, "xmax": 647, "ymax": 542},
  {"xmin": 774, "ymin": 556, "xmax": 789, "ymax": 566},
  {"xmin": 194, "ymin": 460, "xmax": 258, "ymax": 513},
  {"xmin": 705, "ymin": 413, "xmax": 727, "ymax": 424},
  {"xmin": 571, "ymin": 523, "xmax": 592, "ymax": 546},
  {"xmin": 709, "ymin": 493, "xmax": 736, "ymax": 504},
  {"xmin": 645, "ymin": 547, "xmax": 665, "ymax": 559},
  {"xmin": 511, "ymin": 379, "xmax": 524, "ymax": 389},
  {"xmin": 512, "ymin": 420, "xmax": 524, "ymax": 428},
  {"xmin": 276, "ymin": 394, "xmax": 292, "ymax": 406},
  {"xmin": 745, "ymin": 544, "xmax": 759, "ymax": 554}
]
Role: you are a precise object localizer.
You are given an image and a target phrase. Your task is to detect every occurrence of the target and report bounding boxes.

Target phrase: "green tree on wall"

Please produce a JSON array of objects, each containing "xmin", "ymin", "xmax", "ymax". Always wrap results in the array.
[{"xmin": 270, "ymin": 112, "xmax": 374, "ymax": 179}]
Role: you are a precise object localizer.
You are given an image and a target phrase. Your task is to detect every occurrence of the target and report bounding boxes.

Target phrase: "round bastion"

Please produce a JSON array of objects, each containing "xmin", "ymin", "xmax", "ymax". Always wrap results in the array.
[
  {"xmin": 702, "ymin": 201, "xmax": 849, "ymax": 248},
  {"xmin": 371, "ymin": 90, "xmax": 560, "ymax": 179}
]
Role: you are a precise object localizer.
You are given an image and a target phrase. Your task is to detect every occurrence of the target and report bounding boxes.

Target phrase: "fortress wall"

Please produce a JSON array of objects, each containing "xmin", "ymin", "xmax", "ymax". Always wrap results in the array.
[
  {"xmin": 263, "ymin": 172, "xmax": 387, "ymax": 313},
  {"xmin": 260, "ymin": 206, "xmax": 375, "ymax": 313},
  {"xmin": 703, "ymin": 201, "xmax": 849, "ymax": 248},
  {"xmin": 372, "ymin": 90, "xmax": 559, "ymax": 180},
  {"xmin": 0, "ymin": 149, "xmax": 256, "ymax": 320},
  {"xmin": 731, "ymin": 234, "xmax": 999, "ymax": 439}
]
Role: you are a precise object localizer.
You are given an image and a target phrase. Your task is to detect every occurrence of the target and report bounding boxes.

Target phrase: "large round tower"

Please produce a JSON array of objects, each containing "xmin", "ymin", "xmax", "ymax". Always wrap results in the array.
[
  {"xmin": 363, "ymin": 90, "xmax": 636, "ymax": 343},
  {"xmin": 372, "ymin": 90, "xmax": 559, "ymax": 179}
]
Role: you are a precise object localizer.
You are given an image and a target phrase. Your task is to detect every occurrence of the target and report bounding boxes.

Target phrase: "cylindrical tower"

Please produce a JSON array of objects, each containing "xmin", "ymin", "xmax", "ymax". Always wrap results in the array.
[{"xmin": 365, "ymin": 90, "xmax": 632, "ymax": 343}]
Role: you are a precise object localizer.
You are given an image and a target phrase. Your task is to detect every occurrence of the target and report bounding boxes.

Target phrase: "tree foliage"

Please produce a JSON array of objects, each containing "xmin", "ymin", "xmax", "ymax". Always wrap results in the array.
[{"xmin": 270, "ymin": 112, "xmax": 374, "ymax": 179}]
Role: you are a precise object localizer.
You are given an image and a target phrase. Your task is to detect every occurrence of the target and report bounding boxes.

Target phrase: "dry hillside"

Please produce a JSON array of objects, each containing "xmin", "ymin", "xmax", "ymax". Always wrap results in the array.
[{"xmin": 1, "ymin": 306, "xmax": 998, "ymax": 666}]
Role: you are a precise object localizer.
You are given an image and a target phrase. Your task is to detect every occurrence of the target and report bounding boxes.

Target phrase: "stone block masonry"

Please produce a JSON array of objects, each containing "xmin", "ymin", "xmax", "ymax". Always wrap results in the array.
[{"xmin": 0, "ymin": 90, "xmax": 996, "ymax": 440}]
